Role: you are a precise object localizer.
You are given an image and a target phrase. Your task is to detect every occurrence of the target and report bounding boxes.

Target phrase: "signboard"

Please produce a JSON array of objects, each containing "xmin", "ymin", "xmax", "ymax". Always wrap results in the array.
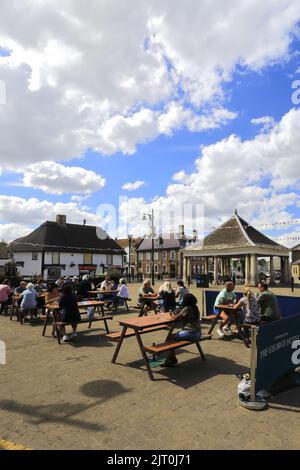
[{"xmin": 251, "ymin": 314, "xmax": 300, "ymax": 396}]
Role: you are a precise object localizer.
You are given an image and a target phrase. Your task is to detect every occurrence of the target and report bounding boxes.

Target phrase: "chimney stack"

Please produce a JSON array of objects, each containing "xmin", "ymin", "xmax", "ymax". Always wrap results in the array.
[
  {"xmin": 56, "ymin": 214, "xmax": 67, "ymax": 226},
  {"xmin": 193, "ymin": 229, "xmax": 198, "ymax": 240}
]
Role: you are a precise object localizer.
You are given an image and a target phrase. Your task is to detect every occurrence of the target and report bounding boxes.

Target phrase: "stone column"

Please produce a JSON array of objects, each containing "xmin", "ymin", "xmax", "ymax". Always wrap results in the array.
[
  {"xmin": 250, "ymin": 254, "xmax": 258, "ymax": 286},
  {"xmin": 245, "ymin": 255, "xmax": 250, "ymax": 285},
  {"xmin": 269, "ymin": 256, "xmax": 274, "ymax": 286},
  {"xmin": 284, "ymin": 257, "xmax": 290, "ymax": 284},
  {"xmin": 220, "ymin": 258, "xmax": 224, "ymax": 277},
  {"xmin": 213, "ymin": 256, "xmax": 218, "ymax": 284},
  {"xmin": 204, "ymin": 257, "xmax": 209, "ymax": 274},
  {"xmin": 187, "ymin": 257, "xmax": 191, "ymax": 283},
  {"xmin": 183, "ymin": 256, "xmax": 187, "ymax": 282}
]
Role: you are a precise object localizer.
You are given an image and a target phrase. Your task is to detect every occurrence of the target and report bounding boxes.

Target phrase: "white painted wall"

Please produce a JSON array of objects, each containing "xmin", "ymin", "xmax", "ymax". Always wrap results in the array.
[
  {"xmin": 12, "ymin": 251, "xmax": 124, "ymax": 278},
  {"xmin": 13, "ymin": 252, "xmax": 42, "ymax": 277}
]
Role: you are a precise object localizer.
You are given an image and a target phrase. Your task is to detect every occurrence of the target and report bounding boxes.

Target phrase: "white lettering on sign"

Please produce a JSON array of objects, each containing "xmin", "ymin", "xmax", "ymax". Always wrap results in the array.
[{"xmin": 291, "ymin": 340, "xmax": 300, "ymax": 366}]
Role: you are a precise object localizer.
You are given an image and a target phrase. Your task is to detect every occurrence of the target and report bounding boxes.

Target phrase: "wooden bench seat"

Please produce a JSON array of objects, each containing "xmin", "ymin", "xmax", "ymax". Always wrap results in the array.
[
  {"xmin": 144, "ymin": 334, "xmax": 212, "ymax": 362},
  {"xmin": 201, "ymin": 315, "xmax": 217, "ymax": 322},
  {"xmin": 144, "ymin": 334, "xmax": 212, "ymax": 353},
  {"xmin": 53, "ymin": 315, "xmax": 113, "ymax": 345},
  {"xmin": 105, "ymin": 324, "xmax": 169, "ymax": 341}
]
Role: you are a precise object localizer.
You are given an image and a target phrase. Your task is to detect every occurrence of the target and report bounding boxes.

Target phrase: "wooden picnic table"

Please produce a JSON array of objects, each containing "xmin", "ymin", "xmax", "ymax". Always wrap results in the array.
[
  {"xmin": 208, "ymin": 304, "xmax": 250, "ymax": 348},
  {"xmin": 88, "ymin": 290, "xmax": 118, "ymax": 298},
  {"xmin": 112, "ymin": 313, "xmax": 175, "ymax": 380},
  {"xmin": 42, "ymin": 300, "xmax": 107, "ymax": 338},
  {"xmin": 10, "ymin": 294, "xmax": 46, "ymax": 324},
  {"xmin": 138, "ymin": 295, "xmax": 160, "ymax": 317},
  {"xmin": 111, "ymin": 313, "xmax": 211, "ymax": 380}
]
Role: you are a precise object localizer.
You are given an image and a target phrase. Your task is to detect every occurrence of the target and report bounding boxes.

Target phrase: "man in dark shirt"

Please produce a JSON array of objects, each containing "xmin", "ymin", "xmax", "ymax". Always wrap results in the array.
[{"xmin": 257, "ymin": 281, "xmax": 281, "ymax": 322}]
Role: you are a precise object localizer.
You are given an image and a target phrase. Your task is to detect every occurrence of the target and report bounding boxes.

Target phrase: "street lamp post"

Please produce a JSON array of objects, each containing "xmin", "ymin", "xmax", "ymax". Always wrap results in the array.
[
  {"xmin": 128, "ymin": 234, "xmax": 133, "ymax": 284},
  {"xmin": 143, "ymin": 209, "xmax": 155, "ymax": 286}
]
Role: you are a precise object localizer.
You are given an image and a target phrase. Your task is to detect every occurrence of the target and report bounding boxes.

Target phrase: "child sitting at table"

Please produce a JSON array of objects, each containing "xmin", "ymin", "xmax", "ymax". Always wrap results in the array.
[{"xmin": 162, "ymin": 293, "xmax": 202, "ymax": 367}]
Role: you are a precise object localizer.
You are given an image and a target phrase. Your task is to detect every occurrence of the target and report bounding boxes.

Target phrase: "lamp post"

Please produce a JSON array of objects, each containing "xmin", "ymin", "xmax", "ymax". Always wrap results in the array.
[
  {"xmin": 128, "ymin": 234, "xmax": 133, "ymax": 283},
  {"xmin": 143, "ymin": 209, "xmax": 155, "ymax": 286}
]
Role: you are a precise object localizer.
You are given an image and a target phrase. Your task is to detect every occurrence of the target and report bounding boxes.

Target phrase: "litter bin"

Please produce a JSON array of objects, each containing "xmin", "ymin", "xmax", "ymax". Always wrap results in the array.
[{"xmin": 196, "ymin": 274, "xmax": 209, "ymax": 288}]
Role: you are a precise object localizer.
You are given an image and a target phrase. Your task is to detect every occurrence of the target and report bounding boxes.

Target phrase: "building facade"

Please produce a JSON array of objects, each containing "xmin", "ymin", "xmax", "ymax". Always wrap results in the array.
[
  {"xmin": 115, "ymin": 237, "xmax": 142, "ymax": 280},
  {"xmin": 9, "ymin": 215, "xmax": 125, "ymax": 280},
  {"xmin": 136, "ymin": 228, "xmax": 197, "ymax": 280}
]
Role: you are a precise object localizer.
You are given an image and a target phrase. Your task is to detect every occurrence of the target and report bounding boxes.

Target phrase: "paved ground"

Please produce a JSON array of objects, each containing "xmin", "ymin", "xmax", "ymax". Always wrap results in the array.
[{"xmin": 0, "ymin": 283, "xmax": 299, "ymax": 450}]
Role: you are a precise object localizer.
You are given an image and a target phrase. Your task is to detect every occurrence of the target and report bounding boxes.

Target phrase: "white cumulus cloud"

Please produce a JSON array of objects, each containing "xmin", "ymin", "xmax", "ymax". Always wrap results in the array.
[
  {"xmin": 122, "ymin": 180, "xmax": 146, "ymax": 191},
  {"xmin": 21, "ymin": 161, "xmax": 106, "ymax": 195}
]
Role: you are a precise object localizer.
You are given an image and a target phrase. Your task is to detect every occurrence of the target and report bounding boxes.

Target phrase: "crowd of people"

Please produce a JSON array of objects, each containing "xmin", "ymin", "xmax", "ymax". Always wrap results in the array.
[
  {"xmin": 0, "ymin": 275, "xmax": 130, "ymax": 342},
  {"xmin": 214, "ymin": 280, "xmax": 281, "ymax": 338},
  {"xmin": 0, "ymin": 274, "xmax": 284, "ymax": 351}
]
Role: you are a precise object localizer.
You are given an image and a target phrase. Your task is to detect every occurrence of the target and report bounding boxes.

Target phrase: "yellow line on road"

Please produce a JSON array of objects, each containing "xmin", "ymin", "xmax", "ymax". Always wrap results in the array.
[{"xmin": 0, "ymin": 439, "xmax": 31, "ymax": 450}]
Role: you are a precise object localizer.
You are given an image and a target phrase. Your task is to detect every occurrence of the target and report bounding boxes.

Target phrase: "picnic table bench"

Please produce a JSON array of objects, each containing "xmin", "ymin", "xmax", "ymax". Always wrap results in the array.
[
  {"xmin": 43, "ymin": 300, "xmax": 112, "ymax": 344},
  {"xmin": 88, "ymin": 291, "xmax": 132, "ymax": 311},
  {"xmin": 112, "ymin": 313, "xmax": 212, "ymax": 381}
]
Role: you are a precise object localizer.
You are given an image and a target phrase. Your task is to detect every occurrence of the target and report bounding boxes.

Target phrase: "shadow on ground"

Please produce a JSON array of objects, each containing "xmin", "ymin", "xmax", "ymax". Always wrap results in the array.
[
  {"xmin": 0, "ymin": 379, "xmax": 131, "ymax": 431},
  {"xmin": 116, "ymin": 352, "xmax": 248, "ymax": 389}
]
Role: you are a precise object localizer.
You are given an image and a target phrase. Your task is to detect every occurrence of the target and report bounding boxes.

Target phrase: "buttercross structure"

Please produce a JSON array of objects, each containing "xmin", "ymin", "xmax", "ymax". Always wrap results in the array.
[{"xmin": 182, "ymin": 210, "xmax": 290, "ymax": 286}]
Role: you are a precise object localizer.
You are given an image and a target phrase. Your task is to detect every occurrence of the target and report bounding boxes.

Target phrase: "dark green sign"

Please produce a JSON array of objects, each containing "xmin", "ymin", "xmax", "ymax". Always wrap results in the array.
[{"xmin": 254, "ymin": 314, "xmax": 300, "ymax": 393}]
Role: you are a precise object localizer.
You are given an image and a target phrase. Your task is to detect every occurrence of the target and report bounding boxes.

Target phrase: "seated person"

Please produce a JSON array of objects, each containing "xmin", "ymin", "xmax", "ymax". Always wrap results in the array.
[
  {"xmin": 235, "ymin": 287, "xmax": 261, "ymax": 324},
  {"xmin": 160, "ymin": 282, "xmax": 176, "ymax": 312},
  {"xmin": 162, "ymin": 293, "xmax": 202, "ymax": 366},
  {"xmin": 175, "ymin": 280, "xmax": 189, "ymax": 306},
  {"xmin": 214, "ymin": 281, "xmax": 237, "ymax": 338},
  {"xmin": 34, "ymin": 279, "xmax": 47, "ymax": 293},
  {"xmin": 15, "ymin": 281, "xmax": 27, "ymax": 296},
  {"xmin": 59, "ymin": 284, "xmax": 81, "ymax": 342},
  {"xmin": 98, "ymin": 275, "xmax": 115, "ymax": 291},
  {"xmin": 117, "ymin": 278, "xmax": 129, "ymax": 306},
  {"xmin": 137, "ymin": 279, "xmax": 157, "ymax": 313},
  {"xmin": 45, "ymin": 284, "xmax": 60, "ymax": 304},
  {"xmin": 20, "ymin": 283, "xmax": 38, "ymax": 321},
  {"xmin": 77, "ymin": 275, "xmax": 91, "ymax": 300},
  {"xmin": 257, "ymin": 281, "xmax": 281, "ymax": 322},
  {"xmin": 0, "ymin": 279, "xmax": 11, "ymax": 314}
]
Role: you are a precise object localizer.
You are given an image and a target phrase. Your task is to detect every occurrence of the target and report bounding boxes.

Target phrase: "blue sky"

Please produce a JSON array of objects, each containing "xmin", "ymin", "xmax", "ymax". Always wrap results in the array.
[{"xmin": 0, "ymin": 1, "xmax": 300, "ymax": 244}]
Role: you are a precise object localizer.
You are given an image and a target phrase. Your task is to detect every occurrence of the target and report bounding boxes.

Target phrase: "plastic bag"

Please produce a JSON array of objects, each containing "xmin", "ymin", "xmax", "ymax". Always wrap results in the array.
[{"xmin": 86, "ymin": 306, "xmax": 95, "ymax": 320}]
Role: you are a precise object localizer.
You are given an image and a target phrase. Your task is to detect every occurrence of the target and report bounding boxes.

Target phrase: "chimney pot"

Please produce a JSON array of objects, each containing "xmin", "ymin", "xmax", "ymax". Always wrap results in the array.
[{"xmin": 56, "ymin": 214, "xmax": 66, "ymax": 225}]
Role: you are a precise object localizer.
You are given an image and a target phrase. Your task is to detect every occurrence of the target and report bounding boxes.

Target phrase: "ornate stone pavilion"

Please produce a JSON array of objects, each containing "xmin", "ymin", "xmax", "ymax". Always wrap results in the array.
[{"xmin": 182, "ymin": 211, "xmax": 290, "ymax": 286}]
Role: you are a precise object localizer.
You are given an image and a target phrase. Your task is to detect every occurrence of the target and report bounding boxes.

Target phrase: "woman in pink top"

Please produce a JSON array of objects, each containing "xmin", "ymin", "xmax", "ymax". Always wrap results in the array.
[{"xmin": 0, "ymin": 279, "xmax": 11, "ymax": 314}]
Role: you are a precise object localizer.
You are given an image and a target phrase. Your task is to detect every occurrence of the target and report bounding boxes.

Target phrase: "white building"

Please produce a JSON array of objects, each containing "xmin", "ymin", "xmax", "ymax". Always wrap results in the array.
[
  {"xmin": 9, "ymin": 215, "xmax": 125, "ymax": 280},
  {"xmin": 0, "ymin": 243, "xmax": 9, "ymax": 277}
]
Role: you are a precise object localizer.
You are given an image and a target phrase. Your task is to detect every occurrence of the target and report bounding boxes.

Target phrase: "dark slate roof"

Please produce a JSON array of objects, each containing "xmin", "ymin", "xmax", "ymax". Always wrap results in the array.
[
  {"xmin": 0, "ymin": 243, "xmax": 9, "ymax": 260},
  {"xmin": 137, "ymin": 234, "xmax": 193, "ymax": 251},
  {"xmin": 291, "ymin": 244, "xmax": 300, "ymax": 251},
  {"xmin": 186, "ymin": 213, "xmax": 288, "ymax": 252},
  {"xmin": 9, "ymin": 221, "xmax": 125, "ymax": 254}
]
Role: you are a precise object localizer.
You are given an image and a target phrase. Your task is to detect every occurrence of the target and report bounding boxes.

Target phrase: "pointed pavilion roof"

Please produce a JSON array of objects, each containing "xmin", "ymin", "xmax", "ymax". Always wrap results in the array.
[{"xmin": 184, "ymin": 211, "xmax": 289, "ymax": 256}]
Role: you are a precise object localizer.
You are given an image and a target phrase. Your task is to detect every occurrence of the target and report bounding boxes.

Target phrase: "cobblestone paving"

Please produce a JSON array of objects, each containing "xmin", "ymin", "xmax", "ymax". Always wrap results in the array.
[{"xmin": 0, "ymin": 284, "xmax": 299, "ymax": 450}]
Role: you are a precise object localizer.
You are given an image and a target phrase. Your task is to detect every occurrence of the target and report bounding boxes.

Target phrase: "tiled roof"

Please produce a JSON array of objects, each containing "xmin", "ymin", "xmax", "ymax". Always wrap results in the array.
[
  {"xmin": 186, "ymin": 213, "xmax": 288, "ymax": 252},
  {"xmin": 9, "ymin": 221, "xmax": 125, "ymax": 254},
  {"xmin": 0, "ymin": 243, "xmax": 9, "ymax": 260}
]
